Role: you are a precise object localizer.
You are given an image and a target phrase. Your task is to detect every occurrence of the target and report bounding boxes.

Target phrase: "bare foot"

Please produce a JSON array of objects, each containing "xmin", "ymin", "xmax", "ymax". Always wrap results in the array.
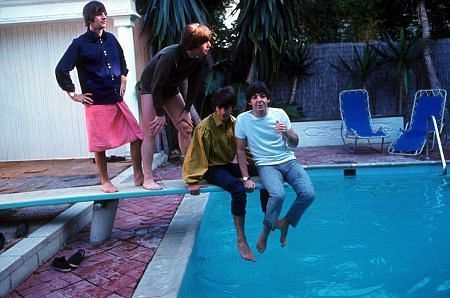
[
  {"xmin": 143, "ymin": 179, "xmax": 163, "ymax": 190},
  {"xmin": 277, "ymin": 218, "xmax": 289, "ymax": 247},
  {"xmin": 101, "ymin": 181, "xmax": 118, "ymax": 193},
  {"xmin": 237, "ymin": 239, "xmax": 256, "ymax": 262},
  {"xmin": 256, "ymin": 226, "xmax": 270, "ymax": 254},
  {"xmin": 134, "ymin": 172, "xmax": 144, "ymax": 186}
]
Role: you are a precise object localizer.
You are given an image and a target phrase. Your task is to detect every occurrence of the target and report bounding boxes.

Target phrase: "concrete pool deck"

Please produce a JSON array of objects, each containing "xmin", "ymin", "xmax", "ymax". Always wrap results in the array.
[{"xmin": 2, "ymin": 144, "xmax": 450, "ymax": 297}]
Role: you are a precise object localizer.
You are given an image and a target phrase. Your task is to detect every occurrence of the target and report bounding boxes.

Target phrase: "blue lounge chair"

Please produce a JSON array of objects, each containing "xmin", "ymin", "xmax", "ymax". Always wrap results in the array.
[
  {"xmin": 339, "ymin": 89, "xmax": 388, "ymax": 152},
  {"xmin": 388, "ymin": 89, "xmax": 447, "ymax": 155}
]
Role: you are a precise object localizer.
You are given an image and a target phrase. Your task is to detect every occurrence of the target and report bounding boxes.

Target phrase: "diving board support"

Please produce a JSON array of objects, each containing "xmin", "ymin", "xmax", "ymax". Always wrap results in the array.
[{"xmin": 90, "ymin": 199, "xmax": 119, "ymax": 243}]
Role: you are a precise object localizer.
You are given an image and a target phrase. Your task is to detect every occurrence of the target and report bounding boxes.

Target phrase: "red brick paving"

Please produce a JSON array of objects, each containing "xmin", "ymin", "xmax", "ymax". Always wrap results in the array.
[
  {"xmin": 8, "ymin": 190, "xmax": 182, "ymax": 297},
  {"xmin": 6, "ymin": 145, "xmax": 449, "ymax": 297}
]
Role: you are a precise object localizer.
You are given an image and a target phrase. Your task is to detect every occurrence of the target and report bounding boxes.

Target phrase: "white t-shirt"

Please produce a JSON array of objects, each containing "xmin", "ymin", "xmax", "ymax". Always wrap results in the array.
[{"xmin": 235, "ymin": 108, "xmax": 296, "ymax": 166}]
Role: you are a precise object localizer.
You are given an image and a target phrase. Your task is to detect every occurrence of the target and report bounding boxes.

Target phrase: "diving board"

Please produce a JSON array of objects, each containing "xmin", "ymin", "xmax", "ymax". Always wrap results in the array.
[
  {"xmin": 0, "ymin": 178, "xmax": 265, "ymax": 243},
  {"xmin": 0, "ymin": 179, "xmax": 224, "ymax": 210}
]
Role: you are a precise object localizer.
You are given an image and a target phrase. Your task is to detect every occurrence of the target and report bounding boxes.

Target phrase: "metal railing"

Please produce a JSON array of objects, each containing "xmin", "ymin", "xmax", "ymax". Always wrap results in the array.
[{"xmin": 425, "ymin": 115, "xmax": 447, "ymax": 175}]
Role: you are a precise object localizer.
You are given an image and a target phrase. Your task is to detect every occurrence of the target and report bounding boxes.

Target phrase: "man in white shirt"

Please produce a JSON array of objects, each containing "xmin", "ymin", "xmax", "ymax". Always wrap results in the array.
[{"xmin": 235, "ymin": 81, "xmax": 315, "ymax": 253}]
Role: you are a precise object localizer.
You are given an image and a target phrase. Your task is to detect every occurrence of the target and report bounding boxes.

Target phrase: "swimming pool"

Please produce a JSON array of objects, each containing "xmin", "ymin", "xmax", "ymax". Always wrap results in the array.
[{"xmin": 179, "ymin": 164, "xmax": 450, "ymax": 297}]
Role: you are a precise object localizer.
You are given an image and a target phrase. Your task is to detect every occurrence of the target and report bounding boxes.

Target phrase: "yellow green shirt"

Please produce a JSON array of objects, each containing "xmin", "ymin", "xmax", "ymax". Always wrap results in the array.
[{"xmin": 183, "ymin": 112, "xmax": 236, "ymax": 184}]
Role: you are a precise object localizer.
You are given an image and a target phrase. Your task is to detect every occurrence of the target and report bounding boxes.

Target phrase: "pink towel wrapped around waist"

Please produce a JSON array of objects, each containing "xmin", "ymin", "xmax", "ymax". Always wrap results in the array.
[{"xmin": 84, "ymin": 101, "xmax": 143, "ymax": 152}]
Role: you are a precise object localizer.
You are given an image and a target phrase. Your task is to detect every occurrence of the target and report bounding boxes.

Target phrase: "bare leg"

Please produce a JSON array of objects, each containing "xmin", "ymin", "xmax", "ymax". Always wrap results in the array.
[
  {"xmin": 177, "ymin": 120, "xmax": 192, "ymax": 156},
  {"xmin": 94, "ymin": 151, "xmax": 118, "ymax": 193},
  {"xmin": 164, "ymin": 93, "xmax": 193, "ymax": 156},
  {"xmin": 130, "ymin": 139, "xmax": 144, "ymax": 186},
  {"xmin": 140, "ymin": 94, "xmax": 162, "ymax": 190},
  {"xmin": 277, "ymin": 217, "xmax": 289, "ymax": 247},
  {"xmin": 233, "ymin": 215, "xmax": 255, "ymax": 262},
  {"xmin": 256, "ymin": 225, "xmax": 271, "ymax": 254}
]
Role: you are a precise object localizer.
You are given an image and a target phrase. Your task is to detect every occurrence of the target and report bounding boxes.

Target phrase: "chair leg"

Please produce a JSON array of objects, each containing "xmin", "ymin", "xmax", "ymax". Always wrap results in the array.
[
  {"xmin": 341, "ymin": 123, "xmax": 356, "ymax": 153},
  {"xmin": 368, "ymin": 138, "xmax": 384, "ymax": 153}
]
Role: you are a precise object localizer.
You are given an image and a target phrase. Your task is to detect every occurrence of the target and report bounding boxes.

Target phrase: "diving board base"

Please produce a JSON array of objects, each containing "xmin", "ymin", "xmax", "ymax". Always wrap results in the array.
[{"xmin": 90, "ymin": 199, "xmax": 119, "ymax": 243}]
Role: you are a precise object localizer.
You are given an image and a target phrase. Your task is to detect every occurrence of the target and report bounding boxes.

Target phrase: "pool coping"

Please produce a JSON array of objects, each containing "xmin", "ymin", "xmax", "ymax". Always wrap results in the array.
[
  {"xmin": 131, "ymin": 160, "xmax": 448, "ymax": 297},
  {"xmin": 132, "ymin": 193, "xmax": 210, "ymax": 298},
  {"xmin": 304, "ymin": 160, "xmax": 444, "ymax": 169}
]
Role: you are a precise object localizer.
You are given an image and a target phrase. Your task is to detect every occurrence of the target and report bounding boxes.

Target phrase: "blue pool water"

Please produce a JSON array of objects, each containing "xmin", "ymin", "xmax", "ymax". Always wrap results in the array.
[{"xmin": 179, "ymin": 165, "xmax": 450, "ymax": 297}]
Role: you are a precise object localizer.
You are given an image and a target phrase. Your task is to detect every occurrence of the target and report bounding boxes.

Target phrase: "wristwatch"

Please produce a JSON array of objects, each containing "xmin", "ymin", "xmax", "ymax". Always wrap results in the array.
[
  {"xmin": 68, "ymin": 92, "xmax": 76, "ymax": 99},
  {"xmin": 242, "ymin": 176, "xmax": 250, "ymax": 182}
]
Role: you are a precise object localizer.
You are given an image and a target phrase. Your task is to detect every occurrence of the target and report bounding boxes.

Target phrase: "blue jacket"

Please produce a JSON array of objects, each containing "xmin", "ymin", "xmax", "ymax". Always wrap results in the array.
[{"xmin": 55, "ymin": 29, "xmax": 128, "ymax": 105}]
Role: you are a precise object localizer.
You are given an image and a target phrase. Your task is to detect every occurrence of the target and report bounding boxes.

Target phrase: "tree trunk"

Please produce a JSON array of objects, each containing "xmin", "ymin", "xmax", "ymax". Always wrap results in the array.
[
  {"xmin": 289, "ymin": 76, "xmax": 298, "ymax": 104},
  {"xmin": 417, "ymin": 0, "xmax": 441, "ymax": 89},
  {"xmin": 398, "ymin": 75, "xmax": 404, "ymax": 115},
  {"xmin": 246, "ymin": 60, "xmax": 255, "ymax": 84}
]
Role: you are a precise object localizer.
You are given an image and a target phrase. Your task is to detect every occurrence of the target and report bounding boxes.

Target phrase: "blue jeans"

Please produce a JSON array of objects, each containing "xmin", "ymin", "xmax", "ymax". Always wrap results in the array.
[
  {"xmin": 257, "ymin": 159, "xmax": 315, "ymax": 230},
  {"xmin": 204, "ymin": 163, "xmax": 268, "ymax": 216}
]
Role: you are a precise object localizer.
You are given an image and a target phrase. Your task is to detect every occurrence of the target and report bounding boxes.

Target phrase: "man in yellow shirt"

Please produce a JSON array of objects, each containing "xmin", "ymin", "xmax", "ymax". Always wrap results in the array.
[{"xmin": 183, "ymin": 86, "xmax": 267, "ymax": 262}]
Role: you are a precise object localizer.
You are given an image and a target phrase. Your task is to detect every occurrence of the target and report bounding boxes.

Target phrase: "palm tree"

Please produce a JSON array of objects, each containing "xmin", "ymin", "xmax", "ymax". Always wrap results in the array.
[
  {"xmin": 232, "ymin": 0, "xmax": 301, "ymax": 84},
  {"xmin": 282, "ymin": 43, "xmax": 316, "ymax": 104},
  {"xmin": 137, "ymin": 0, "xmax": 208, "ymax": 53},
  {"xmin": 331, "ymin": 43, "xmax": 379, "ymax": 90},
  {"xmin": 372, "ymin": 28, "xmax": 422, "ymax": 115}
]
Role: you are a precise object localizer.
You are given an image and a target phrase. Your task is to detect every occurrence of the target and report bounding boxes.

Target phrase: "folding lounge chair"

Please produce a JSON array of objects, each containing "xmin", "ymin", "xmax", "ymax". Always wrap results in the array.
[
  {"xmin": 388, "ymin": 89, "xmax": 447, "ymax": 155},
  {"xmin": 339, "ymin": 89, "xmax": 388, "ymax": 153}
]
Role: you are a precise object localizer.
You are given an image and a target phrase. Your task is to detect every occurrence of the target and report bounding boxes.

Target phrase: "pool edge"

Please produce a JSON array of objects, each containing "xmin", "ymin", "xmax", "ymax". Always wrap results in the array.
[{"xmin": 133, "ymin": 193, "xmax": 210, "ymax": 298}]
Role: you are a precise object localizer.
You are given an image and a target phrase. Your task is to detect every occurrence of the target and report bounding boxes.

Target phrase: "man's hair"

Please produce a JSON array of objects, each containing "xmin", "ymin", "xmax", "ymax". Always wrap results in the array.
[
  {"xmin": 181, "ymin": 23, "xmax": 212, "ymax": 50},
  {"xmin": 246, "ymin": 81, "xmax": 270, "ymax": 102},
  {"xmin": 211, "ymin": 86, "xmax": 236, "ymax": 109},
  {"xmin": 83, "ymin": 1, "xmax": 106, "ymax": 27}
]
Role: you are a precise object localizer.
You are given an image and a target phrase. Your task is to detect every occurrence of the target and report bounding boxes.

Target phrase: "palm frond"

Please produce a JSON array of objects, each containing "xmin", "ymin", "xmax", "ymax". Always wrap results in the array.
[{"xmin": 139, "ymin": 0, "xmax": 208, "ymax": 54}]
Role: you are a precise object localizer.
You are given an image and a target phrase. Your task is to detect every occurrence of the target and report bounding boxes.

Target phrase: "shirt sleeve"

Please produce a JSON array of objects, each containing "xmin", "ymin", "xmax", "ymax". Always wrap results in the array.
[
  {"xmin": 184, "ymin": 58, "xmax": 206, "ymax": 112},
  {"xmin": 182, "ymin": 125, "xmax": 211, "ymax": 184},
  {"xmin": 55, "ymin": 40, "xmax": 78, "ymax": 92},
  {"xmin": 281, "ymin": 109, "xmax": 292, "ymax": 130},
  {"xmin": 151, "ymin": 54, "xmax": 175, "ymax": 116},
  {"xmin": 234, "ymin": 115, "xmax": 246, "ymax": 139},
  {"xmin": 115, "ymin": 36, "xmax": 128, "ymax": 76}
]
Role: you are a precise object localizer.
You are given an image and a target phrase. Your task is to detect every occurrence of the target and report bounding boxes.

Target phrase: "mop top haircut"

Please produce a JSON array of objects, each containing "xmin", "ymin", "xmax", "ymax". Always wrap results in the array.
[
  {"xmin": 83, "ymin": 1, "xmax": 107, "ymax": 27},
  {"xmin": 181, "ymin": 23, "xmax": 212, "ymax": 50},
  {"xmin": 211, "ymin": 86, "xmax": 237, "ymax": 109},
  {"xmin": 246, "ymin": 81, "xmax": 271, "ymax": 102}
]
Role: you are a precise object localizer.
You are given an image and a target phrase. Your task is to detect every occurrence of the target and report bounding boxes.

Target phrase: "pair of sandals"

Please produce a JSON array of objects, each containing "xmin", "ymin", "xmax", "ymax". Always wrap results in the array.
[{"xmin": 52, "ymin": 249, "xmax": 85, "ymax": 272}]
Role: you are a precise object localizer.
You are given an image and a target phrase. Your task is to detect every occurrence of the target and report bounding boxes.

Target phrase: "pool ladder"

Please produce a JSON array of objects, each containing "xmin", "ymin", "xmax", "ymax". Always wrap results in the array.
[{"xmin": 425, "ymin": 115, "xmax": 447, "ymax": 175}]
